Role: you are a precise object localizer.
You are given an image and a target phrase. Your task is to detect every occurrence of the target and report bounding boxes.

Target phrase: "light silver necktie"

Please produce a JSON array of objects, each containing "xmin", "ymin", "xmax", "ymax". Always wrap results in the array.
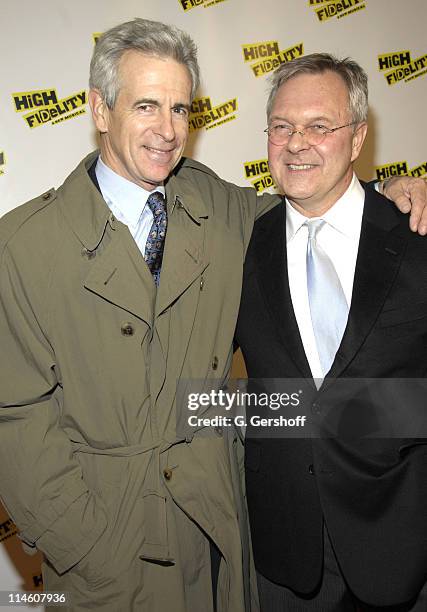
[{"xmin": 306, "ymin": 219, "xmax": 349, "ymax": 376}]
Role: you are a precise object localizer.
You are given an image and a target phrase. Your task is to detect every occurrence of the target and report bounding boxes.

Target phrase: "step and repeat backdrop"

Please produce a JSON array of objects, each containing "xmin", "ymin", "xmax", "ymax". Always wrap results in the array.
[{"xmin": 1, "ymin": 0, "xmax": 426, "ymax": 606}]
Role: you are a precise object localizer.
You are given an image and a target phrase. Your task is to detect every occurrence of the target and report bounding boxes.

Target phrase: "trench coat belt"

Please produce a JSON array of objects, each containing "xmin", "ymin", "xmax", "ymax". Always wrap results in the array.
[{"xmin": 71, "ymin": 440, "xmax": 176, "ymax": 563}]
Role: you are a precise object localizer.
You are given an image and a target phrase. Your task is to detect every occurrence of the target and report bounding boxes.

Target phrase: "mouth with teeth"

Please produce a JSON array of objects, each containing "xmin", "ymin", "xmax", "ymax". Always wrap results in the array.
[
  {"xmin": 144, "ymin": 145, "xmax": 174, "ymax": 152},
  {"xmin": 143, "ymin": 145, "xmax": 175, "ymax": 161},
  {"xmin": 287, "ymin": 164, "xmax": 316, "ymax": 171}
]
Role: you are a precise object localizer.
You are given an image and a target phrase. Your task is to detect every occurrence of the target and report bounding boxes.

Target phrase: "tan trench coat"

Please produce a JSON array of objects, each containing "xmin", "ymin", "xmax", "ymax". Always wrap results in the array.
[{"xmin": 0, "ymin": 152, "xmax": 277, "ymax": 611}]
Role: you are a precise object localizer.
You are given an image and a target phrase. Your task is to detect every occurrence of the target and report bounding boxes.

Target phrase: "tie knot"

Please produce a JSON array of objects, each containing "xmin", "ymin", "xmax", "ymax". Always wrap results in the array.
[
  {"xmin": 146, "ymin": 191, "xmax": 166, "ymax": 215},
  {"xmin": 305, "ymin": 218, "xmax": 325, "ymax": 241}
]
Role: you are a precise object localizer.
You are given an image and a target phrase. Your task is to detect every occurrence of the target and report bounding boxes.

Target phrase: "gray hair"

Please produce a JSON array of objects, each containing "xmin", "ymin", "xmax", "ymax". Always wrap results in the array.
[
  {"xmin": 266, "ymin": 53, "xmax": 368, "ymax": 124},
  {"xmin": 89, "ymin": 18, "xmax": 200, "ymax": 108}
]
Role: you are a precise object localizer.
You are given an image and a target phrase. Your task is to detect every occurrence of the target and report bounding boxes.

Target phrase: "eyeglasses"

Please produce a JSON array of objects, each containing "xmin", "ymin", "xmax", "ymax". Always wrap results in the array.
[{"xmin": 264, "ymin": 122, "xmax": 356, "ymax": 146}]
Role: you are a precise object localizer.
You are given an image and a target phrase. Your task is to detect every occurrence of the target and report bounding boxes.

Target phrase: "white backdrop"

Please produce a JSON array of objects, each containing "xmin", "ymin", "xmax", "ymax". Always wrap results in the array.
[{"xmin": 1, "ymin": 0, "xmax": 426, "ymax": 605}]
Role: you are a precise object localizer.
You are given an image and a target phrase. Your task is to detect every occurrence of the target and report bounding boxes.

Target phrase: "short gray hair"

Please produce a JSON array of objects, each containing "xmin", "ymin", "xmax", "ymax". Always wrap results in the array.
[
  {"xmin": 266, "ymin": 53, "xmax": 368, "ymax": 124},
  {"xmin": 89, "ymin": 18, "xmax": 200, "ymax": 108}
]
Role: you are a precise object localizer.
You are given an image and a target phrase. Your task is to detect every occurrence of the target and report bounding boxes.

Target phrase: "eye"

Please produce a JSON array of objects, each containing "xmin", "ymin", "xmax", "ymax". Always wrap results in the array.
[
  {"xmin": 307, "ymin": 124, "xmax": 328, "ymax": 135},
  {"xmin": 173, "ymin": 106, "xmax": 189, "ymax": 118},
  {"xmin": 136, "ymin": 104, "xmax": 154, "ymax": 113},
  {"xmin": 272, "ymin": 124, "xmax": 293, "ymax": 135}
]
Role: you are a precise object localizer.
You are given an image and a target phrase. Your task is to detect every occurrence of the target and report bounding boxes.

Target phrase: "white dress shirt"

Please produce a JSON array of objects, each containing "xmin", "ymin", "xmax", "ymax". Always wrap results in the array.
[
  {"xmin": 95, "ymin": 156, "xmax": 165, "ymax": 254},
  {"xmin": 286, "ymin": 174, "xmax": 365, "ymax": 379}
]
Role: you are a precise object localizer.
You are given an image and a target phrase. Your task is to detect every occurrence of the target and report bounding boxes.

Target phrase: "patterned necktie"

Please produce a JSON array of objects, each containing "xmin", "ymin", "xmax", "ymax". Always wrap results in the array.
[
  {"xmin": 144, "ymin": 191, "xmax": 167, "ymax": 286},
  {"xmin": 306, "ymin": 219, "xmax": 349, "ymax": 376}
]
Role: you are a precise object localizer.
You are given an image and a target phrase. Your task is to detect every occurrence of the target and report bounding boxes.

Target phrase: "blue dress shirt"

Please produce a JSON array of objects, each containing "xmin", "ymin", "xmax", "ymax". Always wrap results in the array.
[{"xmin": 95, "ymin": 156, "xmax": 165, "ymax": 254}]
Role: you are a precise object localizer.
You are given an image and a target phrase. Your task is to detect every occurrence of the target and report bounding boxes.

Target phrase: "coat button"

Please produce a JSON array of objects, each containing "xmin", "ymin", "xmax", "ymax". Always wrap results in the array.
[
  {"xmin": 214, "ymin": 426, "xmax": 223, "ymax": 437},
  {"xmin": 121, "ymin": 323, "xmax": 134, "ymax": 336},
  {"xmin": 200, "ymin": 276, "xmax": 204, "ymax": 291},
  {"xmin": 311, "ymin": 402, "xmax": 321, "ymax": 415},
  {"xmin": 163, "ymin": 468, "xmax": 173, "ymax": 481},
  {"xmin": 42, "ymin": 191, "xmax": 51, "ymax": 201},
  {"xmin": 212, "ymin": 356, "xmax": 218, "ymax": 370},
  {"xmin": 308, "ymin": 464, "xmax": 315, "ymax": 475}
]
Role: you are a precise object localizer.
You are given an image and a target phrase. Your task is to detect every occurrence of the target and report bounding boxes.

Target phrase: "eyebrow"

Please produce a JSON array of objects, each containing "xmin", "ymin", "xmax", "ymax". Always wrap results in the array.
[
  {"xmin": 132, "ymin": 98, "xmax": 160, "ymax": 109},
  {"xmin": 132, "ymin": 98, "xmax": 191, "ymax": 112}
]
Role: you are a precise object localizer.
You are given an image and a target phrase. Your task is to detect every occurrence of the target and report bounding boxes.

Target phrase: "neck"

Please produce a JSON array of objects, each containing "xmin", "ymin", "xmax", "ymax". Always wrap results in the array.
[{"xmin": 287, "ymin": 170, "xmax": 354, "ymax": 218}]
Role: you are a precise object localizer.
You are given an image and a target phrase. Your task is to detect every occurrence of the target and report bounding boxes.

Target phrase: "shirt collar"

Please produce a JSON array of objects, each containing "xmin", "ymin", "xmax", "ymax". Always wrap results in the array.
[
  {"xmin": 95, "ymin": 156, "xmax": 165, "ymax": 227},
  {"xmin": 286, "ymin": 173, "xmax": 365, "ymax": 243}
]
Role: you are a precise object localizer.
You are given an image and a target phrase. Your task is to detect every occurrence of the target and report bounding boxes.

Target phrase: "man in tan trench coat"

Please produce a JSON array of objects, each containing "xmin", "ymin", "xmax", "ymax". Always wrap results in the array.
[{"xmin": 0, "ymin": 17, "xmax": 426, "ymax": 612}]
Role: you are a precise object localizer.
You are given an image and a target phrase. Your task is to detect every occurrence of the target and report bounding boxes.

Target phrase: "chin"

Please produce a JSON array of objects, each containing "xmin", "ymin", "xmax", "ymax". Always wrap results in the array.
[
  {"xmin": 138, "ymin": 168, "xmax": 170, "ymax": 185},
  {"xmin": 286, "ymin": 190, "xmax": 315, "ymax": 201}
]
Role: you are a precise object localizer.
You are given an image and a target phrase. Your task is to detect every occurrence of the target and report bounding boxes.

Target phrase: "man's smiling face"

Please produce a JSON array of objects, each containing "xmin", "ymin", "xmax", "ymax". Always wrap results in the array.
[
  {"xmin": 90, "ymin": 50, "xmax": 192, "ymax": 190},
  {"xmin": 267, "ymin": 70, "xmax": 367, "ymax": 216}
]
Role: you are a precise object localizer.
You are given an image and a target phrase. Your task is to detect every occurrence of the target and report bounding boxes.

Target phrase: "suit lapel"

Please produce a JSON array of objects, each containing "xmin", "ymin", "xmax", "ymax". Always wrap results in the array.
[
  {"xmin": 255, "ymin": 203, "xmax": 313, "ymax": 379},
  {"xmin": 325, "ymin": 187, "xmax": 408, "ymax": 384}
]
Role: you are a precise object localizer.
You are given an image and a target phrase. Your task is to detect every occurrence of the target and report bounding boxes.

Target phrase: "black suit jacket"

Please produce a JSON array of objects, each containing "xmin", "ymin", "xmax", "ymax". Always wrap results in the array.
[{"xmin": 235, "ymin": 186, "xmax": 427, "ymax": 606}]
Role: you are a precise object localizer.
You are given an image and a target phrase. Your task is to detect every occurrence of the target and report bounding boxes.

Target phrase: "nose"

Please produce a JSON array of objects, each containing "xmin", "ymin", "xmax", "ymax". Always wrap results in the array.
[
  {"xmin": 153, "ymin": 109, "xmax": 176, "ymax": 142},
  {"xmin": 286, "ymin": 130, "xmax": 311, "ymax": 154}
]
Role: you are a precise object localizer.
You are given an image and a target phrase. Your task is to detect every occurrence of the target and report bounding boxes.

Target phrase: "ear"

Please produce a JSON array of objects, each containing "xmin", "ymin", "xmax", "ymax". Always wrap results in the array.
[
  {"xmin": 350, "ymin": 122, "xmax": 368, "ymax": 163},
  {"xmin": 89, "ymin": 89, "xmax": 110, "ymax": 133}
]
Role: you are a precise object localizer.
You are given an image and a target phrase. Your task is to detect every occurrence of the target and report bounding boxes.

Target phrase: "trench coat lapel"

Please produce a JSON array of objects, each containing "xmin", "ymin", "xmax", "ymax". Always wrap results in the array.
[
  {"xmin": 83, "ymin": 225, "xmax": 156, "ymax": 326},
  {"xmin": 156, "ymin": 173, "xmax": 209, "ymax": 318},
  {"xmin": 148, "ymin": 173, "xmax": 210, "ymax": 423},
  {"xmin": 59, "ymin": 151, "xmax": 156, "ymax": 326}
]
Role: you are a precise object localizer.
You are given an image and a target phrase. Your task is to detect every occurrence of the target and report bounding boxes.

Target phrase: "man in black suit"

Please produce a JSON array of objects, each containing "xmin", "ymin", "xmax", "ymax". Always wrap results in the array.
[{"xmin": 235, "ymin": 54, "xmax": 427, "ymax": 611}]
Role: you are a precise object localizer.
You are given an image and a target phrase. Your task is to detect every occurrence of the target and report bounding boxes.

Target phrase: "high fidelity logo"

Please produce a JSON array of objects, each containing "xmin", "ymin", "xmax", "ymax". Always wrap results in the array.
[
  {"xmin": 375, "ymin": 160, "xmax": 427, "ymax": 181},
  {"xmin": 0, "ymin": 517, "xmax": 18, "ymax": 543},
  {"xmin": 244, "ymin": 158, "xmax": 276, "ymax": 193},
  {"xmin": 309, "ymin": 0, "xmax": 366, "ymax": 22},
  {"xmin": 12, "ymin": 88, "xmax": 87, "ymax": 129},
  {"xmin": 0, "ymin": 151, "xmax": 5, "ymax": 176},
  {"xmin": 189, "ymin": 96, "xmax": 238, "ymax": 132},
  {"xmin": 179, "ymin": 0, "xmax": 228, "ymax": 10},
  {"xmin": 242, "ymin": 40, "xmax": 304, "ymax": 77},
  {"xmin": 378, "ymin": 50, "xmax": 427, "ymax": 85}
]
